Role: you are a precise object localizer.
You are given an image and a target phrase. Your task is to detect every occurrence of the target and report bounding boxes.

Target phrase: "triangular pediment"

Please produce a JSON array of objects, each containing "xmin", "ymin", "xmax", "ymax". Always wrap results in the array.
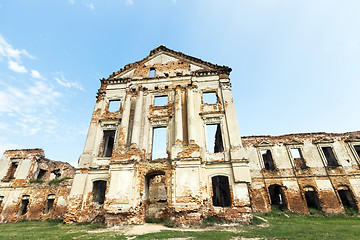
[
  {"xmin": 284, "ymin": 139, "xmax": 303, "ymax": 145},
  {"xmin": 108, "ymin": 45, "xmax": 231, "ymax": 80},
  {"xmin": 313, "ymin": 137, "xmax": 334, "ymax": 144},
  {"xmin": 254, "ymin": 139, "xmax": 274, "ymax": 147}
]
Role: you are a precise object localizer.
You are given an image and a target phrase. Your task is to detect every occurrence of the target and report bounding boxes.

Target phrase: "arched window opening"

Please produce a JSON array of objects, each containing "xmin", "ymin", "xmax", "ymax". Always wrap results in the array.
[
  {"xmin": 19, "ymin": 195, "xmax": 30, "ymax": 216},
  {"xmin": 337, "ymin": 186, "xmax": 358, "ymax": 213},
  {"xmin": 304, "ymin": 186, "xmax": 322, "ymax": 211},
  {"xmin": 144, "ymin": 172, "xmax": 167, "ymax": 220},
  {"xmin": 212, "ymin": 176, "xmax": 231, "ymax": 207},
  {"xmin": 268, "ymin": 184, "xmax": 287, "ymax": 209},
  {"xmin": 93, "ymin": 180, "xmax": 107, "ymax": 204},
  {"xmin": 44, "ymin": 194, "xmax": 55, "ymax": 214}
]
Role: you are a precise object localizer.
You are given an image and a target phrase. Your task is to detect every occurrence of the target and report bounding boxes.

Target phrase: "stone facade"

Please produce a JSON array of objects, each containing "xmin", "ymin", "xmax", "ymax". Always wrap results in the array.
[
  {"xmin": 0, "ymin": 149, "xmax": 75, "ymax": 222},
  {"xmin": 64, "ymin": 46, "xmax": 252, "ymax": 225},
  {"xmin": 0, "ymin": 46, "xmax": 359, "ymax": 225}
]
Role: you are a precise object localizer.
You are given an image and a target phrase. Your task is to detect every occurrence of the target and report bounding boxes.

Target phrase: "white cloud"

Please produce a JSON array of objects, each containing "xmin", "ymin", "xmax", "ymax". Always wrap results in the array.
[
  {"xmin": 172, "ymin": 0, "xmax": 176, "ymax": 4},
  {"xmin": 54, "ymin": 72, "xmax": 84, "ymax": 90},
  {"xmin": 0, "ymin": 137, "xmax": 21, "ymax": 156},
  {"xmin": 8, "ymin": 60, "xmax": 27, "ymax": 73},
  {"xmin": 126, "ymin": 0, "xmax": 133, "ymax": 5},
  {"xmin": 87, "ymin": 3, "xmax": 95, "ymax": 11},
  {"xmin": 30, "ymin": 70, "xmax": 45, "ymax": 80},
  {"xmin": 69, "ymin": 0, "xmax": 75, "ymax": 4}
]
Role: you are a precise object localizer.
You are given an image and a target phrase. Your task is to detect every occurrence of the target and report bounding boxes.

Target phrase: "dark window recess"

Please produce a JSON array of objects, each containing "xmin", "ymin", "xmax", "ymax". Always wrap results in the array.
[
  {"xmin": 338, "ymin": 188, "xmax": 358, "ymax": 211},
  {"xmin": 19, "ymin": 195, "xmax": 30, "ymax": 215},
  {"xmin": 261, "ymin": 149, "xmax": 276, "ymax": 171},
  {"xmin": 51, "ymin": 169, "xmax": 61, "ymax": 179},
  {"xmin": 321, "ymin": 146, "xmax": 339, "ymax": 167},
  {"xmin": 268, "ymin": 185, "xmax": 286, "ymax": 208},
  {"xmin": 304, "ymin": 189, "xmax": 321, "ymax": 211},
  {"xmin": 103, "ymin": 130, "xmax": 115, "ymax": 157},
  {"xmin": 203, "ymin": 92, "xmax": 217, "ymax": 104},
  {"xmin": 108, "ymin": 100, "xmax": 121, "ymax": 112},
  {"xmin": 212, "ymin": 176, "xmax": 231, "ymax": 207},
  {"xmin": 154, "ymin": 96, "xmax": 168, "ymax": 106},
  {"xmin": 37, "ymin": 169, "xmax": 47, "ymax": 180},
  {"xmin": 152, "ymin": 127, "xmax": 167, "ymax": 159},
  {"xmin": 93, "ymin": 180, "xmax": 107, "ymax": 204},
  {"xmin": 0, "ymin": 196, "xmax": 4, "ymax": 207},
  {"xmin": 44, "ymin": 194, "xmax": 55, "ymax": 214},
  {"xmin": 354, "ymin": 145, "xmax": 360, "ymax": 158},
  {"xmin": 148, "ymin": 174, "xmax": 167, "ymax": 203},
  {"xmin": 7, "ymin": 162, "xmax": 18, "ymax": 180},
  {"xmin": 206, "ymin": 124, "xmax": 224, "ymax": 153},
  {"xmin": 150, "ymin": 68, "xmax": 155, "ymax": 77},
  {"xmin": 290, "ymin": 148, "xmax": 307, "ymax": 169}
]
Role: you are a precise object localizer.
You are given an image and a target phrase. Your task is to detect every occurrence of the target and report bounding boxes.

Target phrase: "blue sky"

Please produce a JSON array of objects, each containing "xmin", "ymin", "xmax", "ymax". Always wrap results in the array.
[{"xmin": 0, "ymin": 0, "xmax": 359, "ymax": 166}]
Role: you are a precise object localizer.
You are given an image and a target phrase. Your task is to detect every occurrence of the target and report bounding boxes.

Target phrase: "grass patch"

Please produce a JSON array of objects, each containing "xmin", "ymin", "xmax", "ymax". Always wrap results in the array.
[
  {"xmin": 48, "ymin": 177, "xmax": 72, "ymax": 185},
  {"xmin": 0, "ymin": 213, "xmax": 359, "ymax": 239},
  {"xmin": 29, "ymin": 179, "xmax": 45, "ymax": 184}
]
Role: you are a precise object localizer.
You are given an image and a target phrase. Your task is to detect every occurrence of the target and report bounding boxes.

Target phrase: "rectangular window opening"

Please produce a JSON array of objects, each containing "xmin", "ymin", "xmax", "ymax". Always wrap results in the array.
[
  {"xmin": 93, "ymin": 181, "xmax": 107, "ymax": 204},
  {"xmin": 203, "ymin": 92, "xmax": 217, "ymax": 104},
  {"xmin": 37, "ymin": 169, "xmax": 47, "ymax": 180},
  {"xmin": 321, "ymin": 146, "xmax": 339, "ymax": 167},
  {"xmin": 150, "ymin": 68, "xmax": 155, "ymax": 77},
  {"xmin": 290, "ymin": 148, "xmax": 307, "ymax": 169},
  {"xmin": 103, "ymin": 130, "xmax": 116, "ymax": 157},
  {"xmin": 212, "ymin": 176, "xmax": 231, "ymax": 207},
  {"xmin": 108, "ymin": 100, "xmax": 121, "ymax": 112},
  {"xmin": 354, "ymin": 145, "xmax": 360, "ymax": 158},
  {"xmin": 19, "ymin": 195, "xmax": 30, "ymax": 216},
  {"xmin": 44, "ymin": 194, "xmax": 55, "ymax": 214},
  {"xmin": 154, "ymin": 95, "xmax": 168, "ymax": 106},
  {"xmin": 7, "ymin": 162, "xmax": 18, "ymax": 180},
  {"xmin": 152, "ymin": 127, "xmax": 167, "ymax": 159},
  {"xmin": 206, "ymin": 124, "xmax": 224, "ymax": 153},
  {"xmin": 261, "ymin": 149, "xmax": 276, "ymax": 171}
]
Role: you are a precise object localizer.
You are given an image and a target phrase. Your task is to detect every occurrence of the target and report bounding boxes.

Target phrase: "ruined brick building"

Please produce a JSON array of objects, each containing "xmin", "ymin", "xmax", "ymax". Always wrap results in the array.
[{"xmin": 0, "ymin": 46, "xmax": 359, "ymax": 224}]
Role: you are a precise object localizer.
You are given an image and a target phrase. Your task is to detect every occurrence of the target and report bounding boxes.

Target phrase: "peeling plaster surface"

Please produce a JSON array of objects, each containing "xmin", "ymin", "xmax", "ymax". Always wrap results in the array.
[{"xmin": 1, "ymin": 47, "xmax": 359, "ymax": 225}]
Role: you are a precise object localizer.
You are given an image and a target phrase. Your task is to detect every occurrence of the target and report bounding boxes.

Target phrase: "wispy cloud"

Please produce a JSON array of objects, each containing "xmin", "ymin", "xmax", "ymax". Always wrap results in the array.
[
  {"xmin": 87, "ymin": 3, "xmax": 95, "ymax": 11},
  {"xmin": 54, "ymin": 72, "xmax": 84, "ymax": 90},
  {"xmin": 69, "ymin": 0, "xmax": 75, "ymax": 4},
  {"xmin": 126, "ymin": 0, "xmax": 134, "ymax": 6},
  {"xmin": 30, "ymin": 70, "xmax": 45, "ymax": 80},
  {"xmin": 8, "ymin": 60, "xmax": 27, "ymax": 73}
]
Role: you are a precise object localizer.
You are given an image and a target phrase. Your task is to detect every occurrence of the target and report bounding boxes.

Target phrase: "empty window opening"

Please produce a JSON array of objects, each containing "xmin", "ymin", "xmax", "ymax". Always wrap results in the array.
[
  {"xmin": 154, "ymin": 95, "xmax": 168, "ymax": 106},
  {"xmin": 290, "ymin": 148, "xmax": 307, "ymax": 169},
  {"xmin": 152, "ymin": 127, "xmax": 167, "ymax": 159},
  {"xmin": 164, "ymin": 73, "xmax": 169, "ymax": 77},
  {"xmin": 150, "ymin": 68, "xmax": 155, "ymax": 77},
  {"xmin": 338, "ymin": 187, "xmax": 358, "ymax": 212},
  {"xmin": 212, "ymin": 176, "xmax": 231, "ymax": 207},
  {"xmin": 102, "ymin": 130, "xmax": 116, "ymax": 157},
  {"xmin": 354, "ymin": 145, "xmax": 360, "ymax": 159},
  {"xmin": 44, "ymin": 194, "xmax": 55, "ymax": 214},
  {"xmin": 261, "ymin": 149, "xmax": 276, "ymax": 171},
  {"xmin": 203, "ymin": 92, "xmax": 217, "ymax": 104},
  {"xmin": 304, "ymin": 187, "xmax": 321, "ymax": 211},
  {"xmin": 7, "ymin": 162, "xmax": 18, "ymax": 180},
  {"xmin": 144, "ymin": 172, "xmax": 167, "ymax": 220},
  {"xmin": 37, "ymin": 169, "xmax": 47, "ymax": 180},
  {"xmin": 0, "ymin": 196, "xmax": 4, "ymax": 207},
  {"xmin": 206, "ymin": 124, "xmax": 224, "ymax": 153},
  {"xmin": 268, "ymin": 185, "xmax": 287, "ymax": 209},
  {"xmin": 19, "ymin": 195, "xmax": 30, "ymax": 215},
  {"xmin": 321, "ymin": 146, "xmax": 339, "ymax": 167},
  {"xmin": 51, "ymin": 169, "xmax": 61, "ymax": 179},
  {"xmin": 108, "ymin": 100, "xmax": 121, "ymax": 112},
  {"xmin": 93, "ymin": 180, "xmax": 107, "ymax": 204}
]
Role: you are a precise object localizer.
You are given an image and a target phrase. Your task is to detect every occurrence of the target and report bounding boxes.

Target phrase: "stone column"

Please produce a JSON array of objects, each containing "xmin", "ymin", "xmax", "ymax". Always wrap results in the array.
[
  {"xmin": 118, "ymin": 93, "xmax": 132, "ymax": 148},
  {"xmin": 174, "ymin": 86, "xmax": 183, "ymax": 144},
  {"xmin": 131, "ymin": 89, "xmax": 144, "ymax": 147},
  {"xmin": 220, "ymin": 81, "xmax": 242, "ymax": 148},
  {"xmin": 187, "ymin": 87, "xmax": 196, "ymax": 144}
]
